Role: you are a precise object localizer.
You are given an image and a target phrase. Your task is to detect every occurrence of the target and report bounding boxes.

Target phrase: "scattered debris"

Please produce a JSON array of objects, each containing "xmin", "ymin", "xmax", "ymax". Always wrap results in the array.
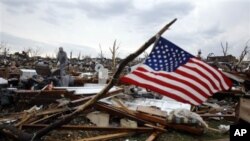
[{"xmin": 0, "ymin": 18, "xmax": 249, "ymax": 141}]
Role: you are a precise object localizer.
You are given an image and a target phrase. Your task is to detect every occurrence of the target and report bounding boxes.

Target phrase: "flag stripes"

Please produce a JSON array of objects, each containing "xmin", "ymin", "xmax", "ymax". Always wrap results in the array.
[{"xmin": 121, "ymin": 37, "xmax": 232, "ymax": 105}]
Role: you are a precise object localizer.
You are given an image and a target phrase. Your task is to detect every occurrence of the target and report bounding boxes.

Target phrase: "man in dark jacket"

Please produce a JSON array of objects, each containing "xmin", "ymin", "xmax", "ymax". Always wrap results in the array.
[{"xmin": 56, "ymin": 47, "xmax": 68, "ymax": 77}]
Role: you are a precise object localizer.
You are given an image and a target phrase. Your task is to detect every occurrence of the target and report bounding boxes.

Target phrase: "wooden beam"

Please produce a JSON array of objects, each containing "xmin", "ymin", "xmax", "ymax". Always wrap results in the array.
[
  {"xmin": 76, "ymin": 132, "xmax": 133, "ymax": 141},
  {"xmin": 144, "ymin": 124, "xmax": 166, "ymax": 132},
  {"xmin": 22, "ymin": 124, "xmax": 154, "ymax": 132},
  {"xmin": 146, "ymin": 131, "xmax": 162, "ymax": 141},
  {"xmin": 200, "ymin": 114, "xmax": 236, "ymax": 121}
]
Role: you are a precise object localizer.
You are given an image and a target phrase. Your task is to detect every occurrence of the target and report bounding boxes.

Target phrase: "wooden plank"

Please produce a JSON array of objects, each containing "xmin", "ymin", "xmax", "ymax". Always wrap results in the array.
[
  {"xmin": 239, "ymin": 98, "xmax": 250, "ymax": 123},
  {"xmin": 29, "ymin": 113, "xmax": 60, "ymax": 125},
  {"xmin": 144, "ymin": 124, "xmax": 166, "ymax": 132},
  {"xmin": 22, "ymin": 124, "xmax": 154, "ymax": 132},
  {"xmin": 200, "ymin": 113, "xmax": 236, "ymax": 121},
  {"xmin": 76, "ymin": 132, "xmax": 132, "ymax": 141},
  {"xmin": 146, "ymin": 131, "xmax": 161, "ymax": 141},
  {"xmin": 15, "ymin": 89, "xmax": 78, "ymax": 104},
  {"xmin": 137, "ymin": 106, "xmax": 168, "ymax": 117}
]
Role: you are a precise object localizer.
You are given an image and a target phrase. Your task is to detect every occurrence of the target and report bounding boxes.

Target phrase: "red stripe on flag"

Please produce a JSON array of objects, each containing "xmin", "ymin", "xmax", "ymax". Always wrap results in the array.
[
  {"xmin": 131, "ymin": 70, "xmax": 205, "ymax": 104},
  {"xmin": 137, "ymin": 65, "xmax": 213, "ymax": 97},
  {"xmin": 174, "ymin": 69, "xmax": 214, "ymax": 94},
  {"xmin": 190, "ymin": 58, "xmax": 232, "ymax": 89},
  {"xmin": 189, "ymin": 59, "xmax": 224, "ymax": 89},
  {"xmin": 155, "ymin": 72, "xmax": 211, "ymax": 97},
  {"xmin": 120, "ymin": 76, "xmax": 196, "ymax": 105},
  {"xmin": 183, "ymin": 65, "xmax": 220, "ymax": 91}
]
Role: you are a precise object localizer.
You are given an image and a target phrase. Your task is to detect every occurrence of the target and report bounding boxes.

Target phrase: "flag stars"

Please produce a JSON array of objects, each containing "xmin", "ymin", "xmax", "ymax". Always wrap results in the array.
[{"xmin": 143, "ymin": 37, "xmax": 193, "ymax": 72}]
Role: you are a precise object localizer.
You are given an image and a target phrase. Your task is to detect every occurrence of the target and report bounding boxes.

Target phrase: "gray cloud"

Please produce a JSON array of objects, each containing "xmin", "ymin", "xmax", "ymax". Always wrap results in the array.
[
  {"xmin": 1, "ymin": 0, "xmax": 193, "ymax": 27},
  {"xmin": 133, "ymin": 1, "xmax": 194, "ymax": 25},
  {"xmin": 51, "ymin": 0, "xmax": 133, "ymax": 20},
  {"xmin": 0, "ymin": 0, "xmax": 41, "ymax": 14},
  {"xmin": 219, "ymin": 0, "xmax": 250, "ymax": 25},
  {"xmin": 40, "ymin": 6, "xmax": 75, "ymax": 26},
  {"xmin": 201, "ymin": 24, "xmax": 224, "ymax": 38},
  {"xmin": 77, "ymin": 0, "xmax": 133, "ymax": 19}
]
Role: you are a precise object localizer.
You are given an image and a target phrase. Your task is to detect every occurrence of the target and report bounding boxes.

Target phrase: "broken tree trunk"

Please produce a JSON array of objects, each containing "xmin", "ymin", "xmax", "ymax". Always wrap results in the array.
[
  {"xmin": 0, "ymin": 124, "xmax": 38, "ymax": 141},
  {"xmin": 0, "ymin": 18, "xmax": 177, "ymax": 141}
]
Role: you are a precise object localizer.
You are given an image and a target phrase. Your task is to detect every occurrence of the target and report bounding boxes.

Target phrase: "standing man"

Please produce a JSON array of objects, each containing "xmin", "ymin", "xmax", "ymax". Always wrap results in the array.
[{"xmin": 56, "ymin": 47, "xmax": 68, "ymax": 77}]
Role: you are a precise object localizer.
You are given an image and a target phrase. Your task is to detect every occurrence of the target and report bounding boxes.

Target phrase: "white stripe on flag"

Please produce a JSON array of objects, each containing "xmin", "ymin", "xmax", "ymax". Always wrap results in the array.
[
  {"xmin": 190, "ymin": 58, "xmax": 230, "ymax": 90},
  {"xmin": 140, "ymin": 64, "xmax": 211, "ymax": 96},
  {"xmin": 124, "ymin": 73, "xmax": 200, "ymax": 105},
  {"xmin": 185, "ymin": 62, "xmax": 222, "ymax": 90},
  {"xmin": 134, "ymin": 69, "xmax": 207, "ymax": 102},
  {"xmin": 178, "ymin": 66, "xmax": 217, "ymax": 93}
]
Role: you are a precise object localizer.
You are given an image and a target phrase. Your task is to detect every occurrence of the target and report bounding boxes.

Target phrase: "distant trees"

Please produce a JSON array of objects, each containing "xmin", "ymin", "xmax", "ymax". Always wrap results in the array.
[
  {"xmin": 98, "ymin": 44, "xmax": 104, "ymax": 63},
  {"xmin": 0, "ymin": 41, "xmax": 11, "ymax": 56},
  {"xmin": 109, "ymin": 40, "xmax": 120, "ymax": 73},
  {"xmin": 221, "ymin": 41, "xmax": 229, "ymax": 56},
  {"xmin": 22, "ymin": 46, "xmax": 41, "ymax": 57},
  {"xmin": 219, "ymin": 40, "xmax": 250, "ymax": 63},
  {"xmin": 237, "ymin": 40, "xmax": 250, "ymax": 66}
]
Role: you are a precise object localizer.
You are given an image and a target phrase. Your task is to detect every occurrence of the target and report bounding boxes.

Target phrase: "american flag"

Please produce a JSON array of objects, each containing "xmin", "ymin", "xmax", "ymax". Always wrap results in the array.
[{"xmin": 121, "ymin": 37, "xmax": 232, "ymax": 105}]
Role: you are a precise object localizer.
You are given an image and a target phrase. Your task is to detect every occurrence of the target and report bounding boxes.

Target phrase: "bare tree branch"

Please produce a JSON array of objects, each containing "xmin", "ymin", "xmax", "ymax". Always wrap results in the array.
[
  {"xmin": 237, "ymin": 39, "xmax": 250, "ymax": 65},
  {"xmin": 109, "ymin": 40, "xmax": 120, "ymax": 73},
  {"xmin": 221, "ymin": 41, "xmax": 229, "ymax": 56}
]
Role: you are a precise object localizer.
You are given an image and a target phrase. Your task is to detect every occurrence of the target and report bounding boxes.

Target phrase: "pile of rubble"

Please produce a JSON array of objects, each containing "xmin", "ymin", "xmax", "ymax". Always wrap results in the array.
[
  {"xmin": 0, "ymin": 69, "xmax": 248, "ymax": 140},
  {"xmin": 0, "ymin": 19, "xmax": 250, "ymax": 141}
]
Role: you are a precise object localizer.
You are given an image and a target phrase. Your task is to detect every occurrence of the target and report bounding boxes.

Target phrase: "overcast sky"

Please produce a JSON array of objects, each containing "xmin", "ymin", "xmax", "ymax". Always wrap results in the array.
[{"xmin": 0, "ymin": 0, "xmax": 249, "ymax": 59}]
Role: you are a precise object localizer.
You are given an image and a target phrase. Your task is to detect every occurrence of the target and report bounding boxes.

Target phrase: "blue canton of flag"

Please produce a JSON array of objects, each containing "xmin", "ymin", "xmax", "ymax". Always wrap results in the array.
[{"xmin": 145, "ymin": 38, "xmax": 193, "ymax": 72}]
